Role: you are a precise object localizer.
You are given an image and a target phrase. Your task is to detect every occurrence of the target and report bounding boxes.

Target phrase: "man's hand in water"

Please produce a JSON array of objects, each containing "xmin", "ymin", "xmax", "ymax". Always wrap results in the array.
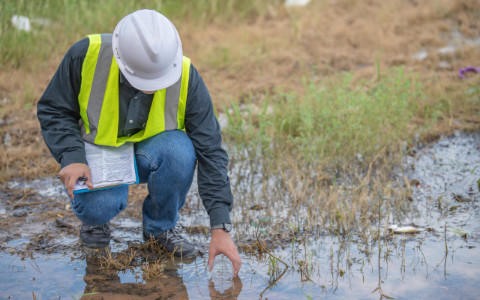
[{"xmin": 208, "ymin": 229, "xmax": 242, "ymax": 278}]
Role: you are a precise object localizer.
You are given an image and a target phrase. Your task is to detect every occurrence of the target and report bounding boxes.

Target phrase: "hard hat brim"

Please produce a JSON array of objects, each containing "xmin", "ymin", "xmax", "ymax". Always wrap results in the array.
[
  {"xmin": 112, "ymin": 10, "xmax": 183, "ymax": 92},
  {"xmin": 120, "ymin": 45, "xmax": 183, "ymax": 92}
]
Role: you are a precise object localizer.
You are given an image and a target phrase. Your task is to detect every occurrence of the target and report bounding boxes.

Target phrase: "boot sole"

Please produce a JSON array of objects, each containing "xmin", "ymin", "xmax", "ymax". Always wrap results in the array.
[{"xmin": 81, "ymin": 240, "xmax": 110, "ymax": 249}]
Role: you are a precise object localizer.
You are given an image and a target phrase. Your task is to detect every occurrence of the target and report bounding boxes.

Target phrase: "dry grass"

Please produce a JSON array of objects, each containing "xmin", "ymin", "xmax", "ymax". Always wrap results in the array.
[
  {"xmin": 141, "ymin": 259, "xmax": 167, "ymax": 280},
  {"xmin": 96, "ymin": 240, "xmax": 168, "ymax": 280},
  {"xmin": 99, "ymin": 248, "xmax": 138, "ymax": 271},
  {"xmin": 185, "ymin": 0, "xmax": 480, "ymax": 106}
]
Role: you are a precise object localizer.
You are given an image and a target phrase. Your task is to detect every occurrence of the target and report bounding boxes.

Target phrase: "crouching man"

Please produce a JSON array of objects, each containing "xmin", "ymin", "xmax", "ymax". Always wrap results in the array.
[{"xmin": 37, "ymin": 9, "xmax": 241, "ymax": 277}]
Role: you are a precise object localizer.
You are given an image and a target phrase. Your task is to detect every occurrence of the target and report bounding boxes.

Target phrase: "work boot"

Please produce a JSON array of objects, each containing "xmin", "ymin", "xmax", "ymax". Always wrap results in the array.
[
  {"xmin": 144, "ymin": 228, "xmax": 198, "ymax": 258},
  {"xmin": 80, "ymin": 223, "xmax": 111, "ymax": 248}
]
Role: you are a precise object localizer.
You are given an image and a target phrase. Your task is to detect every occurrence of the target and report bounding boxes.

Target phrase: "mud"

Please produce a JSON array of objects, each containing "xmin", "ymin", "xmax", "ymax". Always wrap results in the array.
[{"xmin": 0, "ymin": 131, "xmax": 479, "ymax": 299}]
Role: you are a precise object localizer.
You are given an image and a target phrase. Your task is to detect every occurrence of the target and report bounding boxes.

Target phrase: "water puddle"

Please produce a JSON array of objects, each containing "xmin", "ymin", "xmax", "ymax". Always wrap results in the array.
[{"xmin": 1, "ymin": 131, "xmax": 479, "ymax": 299}]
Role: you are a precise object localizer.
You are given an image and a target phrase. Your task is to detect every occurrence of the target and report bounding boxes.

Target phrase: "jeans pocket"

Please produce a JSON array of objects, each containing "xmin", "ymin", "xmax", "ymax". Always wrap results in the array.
[{"xmin": 71, "ymin": 196, "xmax": 84, "ymax": 215}]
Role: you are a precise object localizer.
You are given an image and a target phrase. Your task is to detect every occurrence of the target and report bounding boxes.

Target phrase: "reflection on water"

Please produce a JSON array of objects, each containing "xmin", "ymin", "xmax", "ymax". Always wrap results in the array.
[
  {"xmin": 2, "ymin": 233, "xmax": 479, "ymax": 299},
  {"xmin": 0, "ymin": 253, "xmax": 245, "ymax": 299},
  {"xmin": 1, "ymin": 132, "xmax": 480, "ymax": 299},
  {"xmin": 82, "ymin": 253, "xmax": 190, "ymax": 299},
  {"xmin": 0, "ymin": 235, "xmax": 478, "ymax": 299},
  {"xmin": 0, "ymin": 254, "xmax": 86, "ymax": 299}
]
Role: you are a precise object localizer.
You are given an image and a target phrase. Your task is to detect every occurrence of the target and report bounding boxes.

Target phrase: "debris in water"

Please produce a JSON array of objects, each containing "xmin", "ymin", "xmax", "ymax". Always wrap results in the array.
[
  {"xmin": 451, "ymin": 228, "xmax": 468, "ymax": 239},
  {"xmin": 388, "ymin": 225, "xmax": 423, "ymax": 234}
]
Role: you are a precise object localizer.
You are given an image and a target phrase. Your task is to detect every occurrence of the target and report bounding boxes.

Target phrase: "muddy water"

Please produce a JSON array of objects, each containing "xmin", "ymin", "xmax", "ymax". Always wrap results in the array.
[{"xmin": 1, "ymin": 131, "xmax": 480, "ymax": 299}]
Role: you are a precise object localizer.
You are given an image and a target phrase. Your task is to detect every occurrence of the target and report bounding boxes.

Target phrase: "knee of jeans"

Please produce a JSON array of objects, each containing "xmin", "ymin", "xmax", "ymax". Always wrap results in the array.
[
  {"xmin": 136, "ymin": 131, "xmax": 196, "ymax": 168},
  {"xmin": 71, "ymin": 196, "xmax": 127, "ymax": 225},
  {"xmin": 160, "ymin": 150, "xmax": 196, "ymax": 181}
]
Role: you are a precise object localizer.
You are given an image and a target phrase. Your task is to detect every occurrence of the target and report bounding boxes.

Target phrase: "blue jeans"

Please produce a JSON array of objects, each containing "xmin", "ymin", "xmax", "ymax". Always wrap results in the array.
[{"xmin": 70, "ymin": 130, "xmax": 197, "ymax": 237}]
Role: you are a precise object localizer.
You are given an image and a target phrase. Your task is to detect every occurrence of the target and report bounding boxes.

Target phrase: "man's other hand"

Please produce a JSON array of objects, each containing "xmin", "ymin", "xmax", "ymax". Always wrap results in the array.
[
  {"xmin": 208, "ymin": 229, "xmax": 242, "ymax": 278},
  {"xmin": 58, "ymin": 163, "xmax": 93, "ymax": 199}
]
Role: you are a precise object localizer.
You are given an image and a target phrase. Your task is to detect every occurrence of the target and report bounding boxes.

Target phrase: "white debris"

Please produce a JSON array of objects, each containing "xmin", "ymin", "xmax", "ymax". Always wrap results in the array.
[
  {"xmin": 11, "ymin": 15, "xmax": 31, "ymax": 32},
  {"xmin": 388, "ymin": 225, "xmax": 423, "ymax": 234},
  {"xmin": 412, "ymin": 49, "xmax": 428, "ymax": 61},
  {"xmin": 4, "ymin": 132, "xmax": 12, "ymax": 146},
  {"xmin": 285, "ymin": 0, "xmax": 311, "ymax": 7}
]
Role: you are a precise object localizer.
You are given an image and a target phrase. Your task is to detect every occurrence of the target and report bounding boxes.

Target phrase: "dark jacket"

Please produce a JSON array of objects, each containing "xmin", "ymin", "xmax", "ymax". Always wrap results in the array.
[{"xmin": 37, "ymin": 37, "xmax": 233, "ymax": 227}]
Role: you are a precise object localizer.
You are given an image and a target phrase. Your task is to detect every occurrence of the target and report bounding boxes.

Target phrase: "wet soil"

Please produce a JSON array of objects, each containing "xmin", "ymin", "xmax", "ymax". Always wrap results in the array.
[{"xmin": 1, "ymin": 131, "xmax": 479, "ymax": 299}]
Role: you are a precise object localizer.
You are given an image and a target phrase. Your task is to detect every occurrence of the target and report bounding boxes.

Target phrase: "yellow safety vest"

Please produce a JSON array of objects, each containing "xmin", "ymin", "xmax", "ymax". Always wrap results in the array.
[{"xmin": 78, "ymin": 34, "xmax": 190, "ymax": 147}]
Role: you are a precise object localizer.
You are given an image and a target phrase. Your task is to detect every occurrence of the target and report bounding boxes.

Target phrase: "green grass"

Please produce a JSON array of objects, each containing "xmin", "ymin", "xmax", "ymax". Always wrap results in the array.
[
  {"xmin": 0, "ymin": 0, "xmax": 282, "ymax": 68},
  {"xmin": 223, "ymin": 67, "xmax": 432, "ymax": 170}
]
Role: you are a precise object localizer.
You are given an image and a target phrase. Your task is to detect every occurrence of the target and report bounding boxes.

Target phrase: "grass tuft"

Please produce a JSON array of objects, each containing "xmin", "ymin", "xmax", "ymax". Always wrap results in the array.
[{"xmin": 224, "ymin": 67, "xmax": 426, "ymax": 168}]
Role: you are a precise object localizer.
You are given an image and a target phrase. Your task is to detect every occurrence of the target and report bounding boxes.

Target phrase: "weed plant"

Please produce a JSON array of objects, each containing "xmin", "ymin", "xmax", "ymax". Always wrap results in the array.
[{"xmin": 225, "ymin": 68, "xmax": 425, "ymax": 167}]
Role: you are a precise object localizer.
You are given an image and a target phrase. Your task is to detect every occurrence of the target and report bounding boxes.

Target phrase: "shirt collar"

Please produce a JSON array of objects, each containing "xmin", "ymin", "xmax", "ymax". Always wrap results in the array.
[{"xmin": 119, "ymin": 71, "xmax": 134, "ymax": 88}]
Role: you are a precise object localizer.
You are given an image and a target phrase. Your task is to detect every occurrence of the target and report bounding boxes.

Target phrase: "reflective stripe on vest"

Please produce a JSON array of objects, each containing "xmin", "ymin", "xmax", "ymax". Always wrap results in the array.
[{"xmin": 78, "ymin": 33, "xmax": 190, "ymax": 147}]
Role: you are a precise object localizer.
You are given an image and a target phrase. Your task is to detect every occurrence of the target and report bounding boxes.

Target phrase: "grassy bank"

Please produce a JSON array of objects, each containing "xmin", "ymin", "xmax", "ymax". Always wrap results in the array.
[{"xmin": 225, "ymin": 67, "xmax": 426, "ymax": 167}]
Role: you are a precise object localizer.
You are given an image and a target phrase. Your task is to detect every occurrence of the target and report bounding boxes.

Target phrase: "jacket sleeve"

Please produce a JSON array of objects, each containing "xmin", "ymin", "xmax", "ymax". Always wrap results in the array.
[
  {"xmin": 185, "ymin": 64, "xmax": 233, "ymax": 227},
  {"xmin": 37, "ymin": 39, "xmax": 88, "ymax": 169}
]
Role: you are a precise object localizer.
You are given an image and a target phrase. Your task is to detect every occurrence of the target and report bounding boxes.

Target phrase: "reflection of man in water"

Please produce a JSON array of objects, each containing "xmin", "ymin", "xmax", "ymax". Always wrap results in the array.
[
  {"xmin": 82, "ymin": 252, "xmax": 243, "ymax": 299},
  {"xmin": 208, "ymin": 277, "xmax": 243, "ymax": 299},
  {"xmin": 37, "ymin": 9, "xmax": 241, "ymax": 275},
  {"xmin": 82, "ymin": 253, "xmax": 189, "ymax": 298}
]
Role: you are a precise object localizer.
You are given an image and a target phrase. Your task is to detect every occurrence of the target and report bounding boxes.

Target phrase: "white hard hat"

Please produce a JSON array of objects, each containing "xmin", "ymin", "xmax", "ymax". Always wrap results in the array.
[{"xmin": 112, "ymin": 9, "xmax": 183, "ymax": 91}]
